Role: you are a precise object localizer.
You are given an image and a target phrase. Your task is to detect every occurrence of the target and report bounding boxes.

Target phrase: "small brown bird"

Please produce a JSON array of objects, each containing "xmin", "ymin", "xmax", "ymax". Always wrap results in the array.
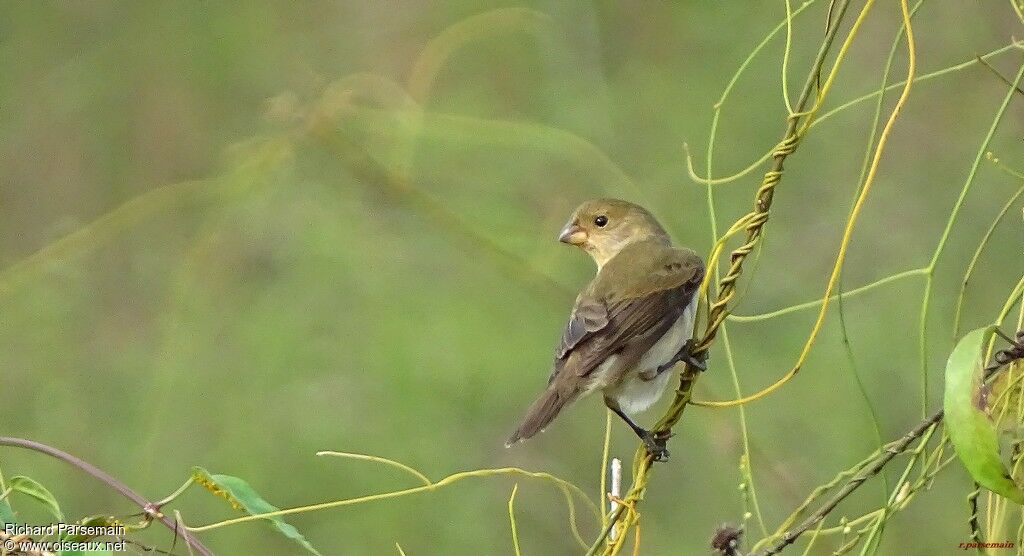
[{"xmin": 506, "ymin": 199, "xmax": 706, "ymax": 460}]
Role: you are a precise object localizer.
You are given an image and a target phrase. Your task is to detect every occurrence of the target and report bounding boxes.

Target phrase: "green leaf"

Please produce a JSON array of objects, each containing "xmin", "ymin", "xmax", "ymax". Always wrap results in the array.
[
  {"xmin": 192, "ymin": 467, "xmax": 322, "ymax": 555},
  {"xmin": 944, "ymin": 326, "xmax": 1024, "ymax": 504},
  {"xmin": 0, "ymin": 499, "xmax": 15, "ymax": 525},
  {"xmin": 8, "ymin": 475, "xmax": 64, "ymax": 520}
]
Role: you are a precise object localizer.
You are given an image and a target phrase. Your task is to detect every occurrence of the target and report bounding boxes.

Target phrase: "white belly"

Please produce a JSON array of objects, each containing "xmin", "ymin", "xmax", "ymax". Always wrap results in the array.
[{"xmin": 608, "ymin": 295, "xmax": 697, "ymax": 416}]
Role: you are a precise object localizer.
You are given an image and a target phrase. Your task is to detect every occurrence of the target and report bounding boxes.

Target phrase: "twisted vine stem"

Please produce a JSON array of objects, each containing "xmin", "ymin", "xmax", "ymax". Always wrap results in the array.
[
  {"xmin": 660, "ymin": 0, "xmax": 855, "ymax": 427},
  {"xmin": 593, "ymin": 1, "xmax": 862, "ymax": 552}
]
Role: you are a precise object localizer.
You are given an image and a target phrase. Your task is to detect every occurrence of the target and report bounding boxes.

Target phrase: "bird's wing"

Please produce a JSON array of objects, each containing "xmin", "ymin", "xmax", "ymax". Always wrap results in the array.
[
  {"xmin": 549, "ymin": 245, "xmax": 704, "ymax": 385},
  {"xmin": 555, "ymin": 295, "xmax": 609, "ymax": 360}
]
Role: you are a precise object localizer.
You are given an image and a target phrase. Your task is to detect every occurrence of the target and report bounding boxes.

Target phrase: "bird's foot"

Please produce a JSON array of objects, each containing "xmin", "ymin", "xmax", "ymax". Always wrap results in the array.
[
  {"xmin": 641, "ymin": 430, "xmax": 674, "ymax": 462},
  {"xmin": 655, "ymin": 339, "xmax": 709, "ymax": 375},
  {"xmin": 679, "ymin": 339, "xmax": 708, "ymax": 372}
]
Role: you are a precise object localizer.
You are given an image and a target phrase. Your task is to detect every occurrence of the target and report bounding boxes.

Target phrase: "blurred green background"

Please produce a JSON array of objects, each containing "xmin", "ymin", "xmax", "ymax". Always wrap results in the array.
[{"xmin": 1, "ymin": 2, "xmax": 1023, "ymax": 554}]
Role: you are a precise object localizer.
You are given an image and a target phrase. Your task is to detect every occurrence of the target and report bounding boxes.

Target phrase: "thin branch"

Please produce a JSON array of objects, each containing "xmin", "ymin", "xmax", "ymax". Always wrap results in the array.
[
  {"xmin": 750, "ymin": 332, "xmax": 1024, "ymax": 555},
  {"xmin": 0, "ymin": 437, "xmax": 213, "ymax": 556},
  {"xmin": 727, "ymin": 267, "xmax": 926, "ymax": 323},
  {"xmin": 188, "ymin": 465, "xmax": 599, "ymax": 551},
  {"xmin": 508, "ymin": 483, "xmax": 522, "ymax": 556},
  {"xmin": 752, "ymin": 409, "xmax": 944, "ymax": 555},
  {"xmin": 975, "ymin": 55, "xmax": 1024, "ymax": 96}
]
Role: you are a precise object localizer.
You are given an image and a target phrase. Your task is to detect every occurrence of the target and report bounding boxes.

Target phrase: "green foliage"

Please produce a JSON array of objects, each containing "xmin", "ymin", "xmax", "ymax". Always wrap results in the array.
[
  {"xmin": 945, "ymin": 327, "xmax": 1024, "ymax": 504},
  {"xmin": 0, "ymin": 499, "xmax": 15, "ymax": 525},
  {"xmin": 7, "ymin": 475, "xmax": 64, "ymax": 521},
  {"xmin": 192, "ymin": 466, "xmax": 323, "ymax": 555}
]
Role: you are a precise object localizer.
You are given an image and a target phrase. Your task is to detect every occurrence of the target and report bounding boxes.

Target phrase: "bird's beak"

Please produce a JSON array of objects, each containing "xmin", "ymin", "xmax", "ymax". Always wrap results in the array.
[{"xmin": 558, "ymin": 222, "xmax": 587, "ymax": 246}]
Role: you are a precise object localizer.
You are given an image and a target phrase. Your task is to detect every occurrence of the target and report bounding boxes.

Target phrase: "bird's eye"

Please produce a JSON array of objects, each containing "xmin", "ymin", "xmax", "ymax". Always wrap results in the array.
[{"xmin": 594, "ymin": 215, "xmax": 608, "ymax": 227}]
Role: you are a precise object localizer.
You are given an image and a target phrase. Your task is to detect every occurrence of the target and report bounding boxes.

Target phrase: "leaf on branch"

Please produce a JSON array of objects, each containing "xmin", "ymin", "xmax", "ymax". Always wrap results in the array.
[
  {"xmin": 0, "ymin": 499, "xmax": 14, "ymax": 525},
  {"xmin": 192, "ymin": 467, "xmax": 322, "ymax": 555},
  {"xmin": 944, "ymin": 326, "xmax": 1024, "ymax": 504},
  {"xmin": 7, "ymin": 475, "xmax": 64, "ymax": 521}
]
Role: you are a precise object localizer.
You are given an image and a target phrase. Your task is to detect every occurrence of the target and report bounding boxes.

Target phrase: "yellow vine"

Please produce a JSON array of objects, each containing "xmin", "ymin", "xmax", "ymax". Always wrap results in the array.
[{"xmin": 694, "ymin": 0, "xmax": 916, "ymax": 408}]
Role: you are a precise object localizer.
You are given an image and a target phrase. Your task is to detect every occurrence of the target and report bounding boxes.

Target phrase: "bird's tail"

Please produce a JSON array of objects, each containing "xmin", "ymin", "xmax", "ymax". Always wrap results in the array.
[{"xmin": 506, "ymin": 386, "xmax": 579, "ymax": 447}]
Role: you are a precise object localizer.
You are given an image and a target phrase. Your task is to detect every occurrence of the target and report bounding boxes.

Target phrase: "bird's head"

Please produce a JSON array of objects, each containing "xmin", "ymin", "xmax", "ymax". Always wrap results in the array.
[{"xmin": 558, "ymin": 198, "xmax": 670, "ymax": 268}]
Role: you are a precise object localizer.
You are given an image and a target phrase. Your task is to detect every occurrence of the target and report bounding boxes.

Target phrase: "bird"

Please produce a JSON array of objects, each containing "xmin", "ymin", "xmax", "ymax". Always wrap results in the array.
[{"xmin": 506, "ymin": 198, "xmax": 706, "ymax": 460}]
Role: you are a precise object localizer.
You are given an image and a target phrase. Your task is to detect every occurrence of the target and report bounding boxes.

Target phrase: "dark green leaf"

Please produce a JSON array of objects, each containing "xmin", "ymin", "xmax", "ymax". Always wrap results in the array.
[{"xmin": 944, "ymin": 326, "xmax": 1024, "ymax": 504}]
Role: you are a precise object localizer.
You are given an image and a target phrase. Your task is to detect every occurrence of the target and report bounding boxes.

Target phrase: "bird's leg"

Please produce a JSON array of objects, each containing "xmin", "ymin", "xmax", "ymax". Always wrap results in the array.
[
  {"xmin": 655, "ymin": 338, "xmax": 708, "ymax": 375},
  {"xmin": 605, "ymin": 397, "xmax": 672, "ymax": 461}
]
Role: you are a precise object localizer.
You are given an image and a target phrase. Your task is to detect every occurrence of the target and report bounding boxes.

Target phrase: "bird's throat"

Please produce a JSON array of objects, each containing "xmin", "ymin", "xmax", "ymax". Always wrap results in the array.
[
  {"xmin": 587, "ymin": 233, "xmax": 668, "ymax": 270},
  {"xmin": 587, "ymin": 237, "xmax": 630, "ymax": 270}
]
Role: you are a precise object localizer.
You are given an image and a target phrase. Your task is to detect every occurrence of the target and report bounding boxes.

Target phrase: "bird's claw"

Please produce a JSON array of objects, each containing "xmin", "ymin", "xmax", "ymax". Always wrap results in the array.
[
  {"xmin": 655, "ymin": 339, "xmax": 708, "ymax": 376},
  {"xmin": 642, "ymin": 431, "xmax": 673, "ymax": 462},
  {"xmin": 679, "ymin": 339, "xmax": 708, "ymax": 372}
]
